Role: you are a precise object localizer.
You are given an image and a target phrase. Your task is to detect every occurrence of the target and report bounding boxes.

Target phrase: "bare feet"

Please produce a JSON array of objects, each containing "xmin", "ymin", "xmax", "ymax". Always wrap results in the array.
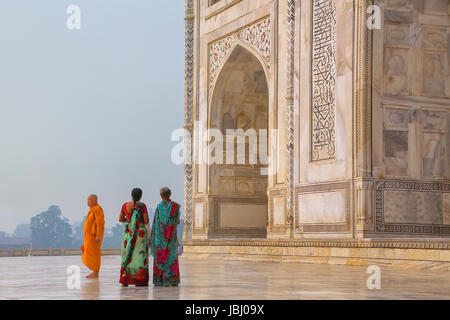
[{"xmin": 86, "ymin": 272, "xmax": 99, "ymax": 279}]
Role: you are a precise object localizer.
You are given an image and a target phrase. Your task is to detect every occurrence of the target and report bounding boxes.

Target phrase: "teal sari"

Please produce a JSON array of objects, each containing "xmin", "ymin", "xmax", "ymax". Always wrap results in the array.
[
  {"xmin": 120, "ymin": 202, "xmax": 149, "ymax": 286},
  {"xmin": 150, "ymin": 199, "xmax": 181, "ymax": 286}
]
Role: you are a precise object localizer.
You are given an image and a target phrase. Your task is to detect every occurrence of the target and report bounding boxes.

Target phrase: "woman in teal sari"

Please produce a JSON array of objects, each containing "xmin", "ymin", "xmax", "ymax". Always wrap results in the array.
[
  {"xmin": 150, "ymin": 187, "xmax": 181, "ymax": 287},
  {"xmin": 119, "ymin": 188, "xmax": 150, "ymax": 287}
]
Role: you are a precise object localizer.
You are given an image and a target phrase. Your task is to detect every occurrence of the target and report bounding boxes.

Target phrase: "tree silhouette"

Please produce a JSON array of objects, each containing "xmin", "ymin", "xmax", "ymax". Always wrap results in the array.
[
  {"xmin": 71, "ymin": 217, "xmax": 86, "ymax": 248},
  {"xmin": 102, "ymin": 223, "xmax": 125, "ymax": 248},
  {"xmin": 13, "ymin": 223, "xmax": 31, "ymax": 239},
  {"xmin": 30, "ymin": 206, "xmax": 74, "ymax": 249}
]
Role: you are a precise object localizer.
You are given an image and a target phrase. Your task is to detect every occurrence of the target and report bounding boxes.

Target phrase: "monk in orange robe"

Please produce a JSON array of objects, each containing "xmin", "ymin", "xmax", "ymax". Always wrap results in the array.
[{"xmin": 81, "ymin": 194, "xmax": 105, "ymax": 279}]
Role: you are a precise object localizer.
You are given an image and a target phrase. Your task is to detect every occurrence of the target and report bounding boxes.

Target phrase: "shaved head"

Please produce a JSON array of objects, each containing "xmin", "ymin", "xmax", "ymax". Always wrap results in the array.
[{"xmin": 87, "ymin": 194, "xmax": 98, "ymax": 207}]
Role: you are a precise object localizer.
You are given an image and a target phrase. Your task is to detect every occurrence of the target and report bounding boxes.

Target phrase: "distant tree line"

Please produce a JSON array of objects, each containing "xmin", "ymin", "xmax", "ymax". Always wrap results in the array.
[{"xmin": 1, "ymin": 205, "xmax": 184, "ymax": 250}]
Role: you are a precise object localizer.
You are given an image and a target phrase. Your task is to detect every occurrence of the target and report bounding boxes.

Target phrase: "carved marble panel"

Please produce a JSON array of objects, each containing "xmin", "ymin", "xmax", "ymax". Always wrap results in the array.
[
  {"xmin": 384, "ymin": 107, "xmax": 410, "ymax": 129},
  {"xmin": 384, "ymin": 130, "xmax": 409, "ymax": 175},
  {"xmin": 423, "ymin": 133, "xmax": 447, "ymax": 177},
  {"xmin": 219, "ymin": 177, "xmax": 234, "ymax": 194},
  {"xmin": 295, "ymin": 182, "xmax": 351, "ymax": 233},
  {"xmin": 423, "ymin": 110, "xmax": 448, "ymax": 132},
  {"xmin": 254, "ymin": 180, "xmax": 267, "ymax": 194},
  {"xmin": 423, "ymin": 52, "xmax": 447, "ymax": 97},
  {"xmin": 236, "ymin": 180, "xmax": 251, "ymax": 193},
  {"xmin": 423, "ymin": 28, "xmax": 447, "ymax": 50},
  {"xmin": 218, "ymin": 203, "xmax": 267, "ymax": 228},
  {"xmin": 385, "ymin": 23, "xmax": 410, "ymax": 47},
  {"xmin": 298, "ymin": 191, "xmax": 347, "ymax": 224},
  {"xmin": 384, "ymin": 48, "xmax": 409, "ymax": 95}
]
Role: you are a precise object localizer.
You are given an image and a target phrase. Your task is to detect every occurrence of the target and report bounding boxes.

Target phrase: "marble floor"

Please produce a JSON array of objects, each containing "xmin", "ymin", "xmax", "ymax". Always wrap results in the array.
[{"xmin": 0, "ymin": 255, "xmax": 449, "ymax": 300}]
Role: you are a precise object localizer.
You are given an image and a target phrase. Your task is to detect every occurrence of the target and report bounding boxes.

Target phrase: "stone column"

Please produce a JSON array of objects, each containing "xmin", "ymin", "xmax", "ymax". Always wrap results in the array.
[{"xmin": 286, "ymin": 0, "xmax": 296, "ymax": 238}]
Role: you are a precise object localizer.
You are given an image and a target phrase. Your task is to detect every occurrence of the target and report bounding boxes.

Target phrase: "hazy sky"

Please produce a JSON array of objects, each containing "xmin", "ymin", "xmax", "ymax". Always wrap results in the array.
[{"xmin": 0, "ymin": 1, "xmax": 185, "ymax": 233}]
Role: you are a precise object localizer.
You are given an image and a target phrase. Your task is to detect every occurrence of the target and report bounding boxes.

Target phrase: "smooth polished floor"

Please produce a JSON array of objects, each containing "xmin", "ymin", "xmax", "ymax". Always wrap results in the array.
[{"xmin": 0, "ymin": 255, "xmax": 449, "ymax": 300}]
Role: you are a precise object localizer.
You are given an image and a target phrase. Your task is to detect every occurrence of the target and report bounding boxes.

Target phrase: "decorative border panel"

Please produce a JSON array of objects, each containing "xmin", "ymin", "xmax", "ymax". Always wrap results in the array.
[
  {"xmin": 184, "ymin": 239, "xmax": 450, "ymax": 250},
  {"xmin": 311, "ymin": 0, "xmax": 337, "ymax": 161},
  {"xmin": 208, "ymin": 17, "xmax": 271, "ymax": 96},
  {"xmin": 375, "ymin": 180, "xmax": 450, "ymax": 235}
]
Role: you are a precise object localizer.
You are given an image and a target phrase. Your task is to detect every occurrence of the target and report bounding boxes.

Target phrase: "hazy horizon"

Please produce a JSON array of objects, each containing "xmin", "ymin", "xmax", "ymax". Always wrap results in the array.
[{"xmin": 0, "ymin": 1, "xmax": 185, "ymax": 233}]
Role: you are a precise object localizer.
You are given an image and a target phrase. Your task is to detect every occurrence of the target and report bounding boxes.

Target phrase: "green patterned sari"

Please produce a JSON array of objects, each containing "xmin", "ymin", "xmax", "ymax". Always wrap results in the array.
[
  {"xmin": 150, "ymin": 199, "xmax": 181, "ymax": 286},
  {"xmin": 120, "ymin": 202, "xmax": 149, "ymax": 286}
]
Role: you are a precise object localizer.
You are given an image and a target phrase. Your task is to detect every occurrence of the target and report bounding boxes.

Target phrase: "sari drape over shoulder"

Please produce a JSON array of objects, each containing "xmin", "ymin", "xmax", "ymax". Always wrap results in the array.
[
  {"xmin": 150, "ymin": 199, "xmax": 181, "ymax": 286},
  {"xmin": 81, "ymin": 205, "xmax": 105, "ymax": 273},
  {"xmin": 120, "ymin": 202, "xmax": 149, "ymax": 286}
]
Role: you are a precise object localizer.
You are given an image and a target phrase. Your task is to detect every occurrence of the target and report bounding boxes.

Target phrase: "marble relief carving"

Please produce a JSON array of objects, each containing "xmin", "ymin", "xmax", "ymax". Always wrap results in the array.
[
  {"xmin": 384, "ymin": 107, "xmax": 410, "ymax": 129},
  {"xmin": 383, "ymin": 107, "xmax": 410, "ymax": 175},
  {"xmin": 311, "ymin": 0, "xmax": 337, "ymax": 161},
  {"xmin": 380, "ymin": 0, "xmax": 449, "ymax": 181},
  {"xmin": 423, "ymin": 110, "xmax": 448, "ymax": 178},
  {"xmin": 208, "ymin": 17, "xmax": 271, "ymax": 96},
  {"xmin": 384, "ymin": 48, "xmax": 409, "ymax": 95},
  {"xmin": 423, "ymin": 110, "xmax": 448, "ymax": 132},
  {"xmin": 382, "ymin": 4, "xmax": 448, "ymax": 99},
  {"xmin": 384, "ymin": 130, "xmax": 409, "ymax": 175},
  {"xmin": 423, "ymin": 133, "xmax": 447, "ymax": 177},
  {"xmin": 295, "ymin": 182, "xmax": 351, "ymax": 233},
  {"xmin": 385, "ymin": 23, "xmax": 409, "ymax": 47},
  {"xmin": 383, "ymin": 107, "xmax": 449, "ymax": 179},
  {"xmin": 423, "ymin": 28, "xmax": 447, "ymax": 50},
  {"xmin": 423, "ymin": 52, "xmax": 447, "ymax": 97}
]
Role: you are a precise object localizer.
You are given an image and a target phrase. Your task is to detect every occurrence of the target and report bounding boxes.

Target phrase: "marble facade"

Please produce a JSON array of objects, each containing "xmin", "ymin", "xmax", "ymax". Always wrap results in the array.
[{"xmin": 183, "ymin": 0, "xmax": 450, "ymax": 261}]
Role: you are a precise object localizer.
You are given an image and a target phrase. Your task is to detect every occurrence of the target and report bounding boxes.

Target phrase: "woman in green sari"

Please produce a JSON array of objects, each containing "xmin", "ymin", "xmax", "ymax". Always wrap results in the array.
[
  {"xmin": 119, "ymin": 188, "xmax": 150, "ymax": 287},
  {"xmin": 150, "ymin": 187, "xmax": 181, "ymax": 287}
]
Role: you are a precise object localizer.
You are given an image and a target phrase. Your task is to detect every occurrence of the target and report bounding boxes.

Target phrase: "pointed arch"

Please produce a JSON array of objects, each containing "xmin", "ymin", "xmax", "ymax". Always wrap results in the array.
[
  {"xmin": 209, "ymin": 43, "xmax": 269, "ymax": 128},
  {"xmin": 209, "ymin": 41, "xmax": 270, "ymax": 106},
  {"xmin": 206, "ymin": 40, "xmax": 270, "ymax": 238}
]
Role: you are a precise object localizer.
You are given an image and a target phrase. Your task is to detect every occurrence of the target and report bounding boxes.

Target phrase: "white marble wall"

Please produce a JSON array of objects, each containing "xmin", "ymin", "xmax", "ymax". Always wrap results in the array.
[
  {"xmin": 371, "ymin": 0, "xmax": 450, "ymax": 236},
  {"xmin": 188, "ymin": 0, "xmax": 450, "ymax": 241}
]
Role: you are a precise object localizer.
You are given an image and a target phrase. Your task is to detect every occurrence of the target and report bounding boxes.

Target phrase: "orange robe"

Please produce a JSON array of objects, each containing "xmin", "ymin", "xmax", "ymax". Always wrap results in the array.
[{"xmin": 81, "ymin": 204, "xmax": 105, "ymax": 272}]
